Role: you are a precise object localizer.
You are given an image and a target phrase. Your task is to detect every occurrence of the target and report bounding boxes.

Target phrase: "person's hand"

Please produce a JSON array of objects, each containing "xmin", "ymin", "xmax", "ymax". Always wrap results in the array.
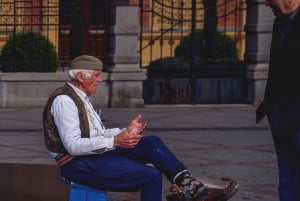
[
  {"xmin": 113, "ymin": 114, "xmax": 147, "ymax": 148},
  {"xmin": 127, "ymin": 114, "xmax": 148, "ymax": 135},
  {"xmin": 113, "ymin": 129, "xmax": 142, "ymax": 148}
]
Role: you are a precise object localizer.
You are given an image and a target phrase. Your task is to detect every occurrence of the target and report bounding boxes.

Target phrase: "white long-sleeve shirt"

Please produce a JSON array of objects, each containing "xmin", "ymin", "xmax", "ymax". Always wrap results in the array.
[{"xmin": 50, "ymin": 83, "xmax": 121, "ymax": 158}]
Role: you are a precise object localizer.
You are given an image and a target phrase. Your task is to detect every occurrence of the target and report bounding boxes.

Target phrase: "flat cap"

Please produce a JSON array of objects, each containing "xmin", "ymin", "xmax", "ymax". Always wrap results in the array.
[{"xmin": 70, "ymin": 55, "xmax": 103, "ymax": 70}]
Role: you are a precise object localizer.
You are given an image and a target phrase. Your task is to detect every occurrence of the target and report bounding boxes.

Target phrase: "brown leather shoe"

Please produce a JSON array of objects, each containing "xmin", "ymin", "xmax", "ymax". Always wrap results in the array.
[
  {"xmin": 166, "ymin": 177, "xmax": 239, "ymax": 201},
  {"xmin": 195, "ymin": 177, "xmax": 239, "ymax": 201}
]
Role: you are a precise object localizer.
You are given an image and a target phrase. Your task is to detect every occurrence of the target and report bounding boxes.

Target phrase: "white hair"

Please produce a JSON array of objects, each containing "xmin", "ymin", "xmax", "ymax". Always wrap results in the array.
[{"xmin": 68, "ymin": 69, "xmax": 93, "ymax": 80}]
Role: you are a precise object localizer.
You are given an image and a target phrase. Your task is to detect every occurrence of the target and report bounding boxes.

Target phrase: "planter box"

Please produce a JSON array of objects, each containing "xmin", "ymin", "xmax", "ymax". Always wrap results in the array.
[
  {"xmin": 143, "ymin": 77, "xmax": 246, "ymax": 104},
  {"xmin": 0, "ymin": 72, "xmax": 145, "ymax": 108},
  {"xmin": 0, "ymin": 73, "xmax": 109, "ymax": 108},
  {"xmin": 143, "ymin": 61, "xmax": 247, "ymax": 104}
]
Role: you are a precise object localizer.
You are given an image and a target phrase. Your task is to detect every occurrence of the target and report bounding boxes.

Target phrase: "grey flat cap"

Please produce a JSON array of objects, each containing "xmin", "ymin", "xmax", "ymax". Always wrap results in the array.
[{"xmin": 70, "ymin": 55, "xmax": 103, "ymax": 70}]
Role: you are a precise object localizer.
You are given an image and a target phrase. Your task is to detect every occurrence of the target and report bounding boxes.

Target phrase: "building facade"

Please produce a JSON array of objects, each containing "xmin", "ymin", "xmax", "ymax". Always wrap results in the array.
[{"xmin": 0, "ymin": 0, "xmax": 272, "ymax": 107}]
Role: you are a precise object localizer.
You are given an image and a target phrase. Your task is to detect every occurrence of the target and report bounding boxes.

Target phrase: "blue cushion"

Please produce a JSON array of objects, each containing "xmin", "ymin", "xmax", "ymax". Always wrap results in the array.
[{"xmin": 69, "ymin": 182, "xmax": 107, "ymax": 201}]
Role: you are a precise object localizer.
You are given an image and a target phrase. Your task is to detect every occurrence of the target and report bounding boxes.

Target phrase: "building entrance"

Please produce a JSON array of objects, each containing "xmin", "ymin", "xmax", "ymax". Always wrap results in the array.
[{"xmin": 59, "ymin": 0, "xmax": 109, "ymax": 67}]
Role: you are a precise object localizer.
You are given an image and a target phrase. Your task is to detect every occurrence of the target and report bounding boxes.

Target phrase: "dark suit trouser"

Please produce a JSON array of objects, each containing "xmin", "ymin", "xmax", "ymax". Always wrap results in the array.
[{"xmin": 268, "ymin": 104, "xmax": 300, "ymax": 201}]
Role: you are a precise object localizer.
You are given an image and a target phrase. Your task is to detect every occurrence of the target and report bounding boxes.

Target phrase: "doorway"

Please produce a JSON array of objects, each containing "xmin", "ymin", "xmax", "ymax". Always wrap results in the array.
[{"xmin": 59, "ymin": 0, "xmax": 109, "ymax": 67}]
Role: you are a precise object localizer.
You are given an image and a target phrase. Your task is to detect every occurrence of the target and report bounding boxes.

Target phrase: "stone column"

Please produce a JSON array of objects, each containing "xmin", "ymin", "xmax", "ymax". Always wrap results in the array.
[
  {"xmin": 245, "ymin": 0, "xmax": 274, "ymax": 105},
  {"xmin": 106, "ymin": 1, "xmax": 145, "ymax": 108}
]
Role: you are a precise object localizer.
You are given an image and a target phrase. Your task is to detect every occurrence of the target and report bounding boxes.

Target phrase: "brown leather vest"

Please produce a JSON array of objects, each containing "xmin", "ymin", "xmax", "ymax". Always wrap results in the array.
[{"xmin": 43, "ymin": 84, "xmax": 90, "ymax": 153}]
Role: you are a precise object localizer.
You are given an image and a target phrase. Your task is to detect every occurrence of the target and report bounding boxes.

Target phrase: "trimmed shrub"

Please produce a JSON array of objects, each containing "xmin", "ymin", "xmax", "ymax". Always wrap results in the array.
[
  {"xmin": 174, "ymin": 29, "xmax": 239, "ymax": 62},
  {"xmin": 147, "ymin": 57, "xmax": 190, "ymax": 78},
  {"xmin": 0, "ymin": 31, "xmax": 58, "ymax": 72},
  {"xmin": 146, "ymin": 30, "xmax": 240, "ymax": 78}
]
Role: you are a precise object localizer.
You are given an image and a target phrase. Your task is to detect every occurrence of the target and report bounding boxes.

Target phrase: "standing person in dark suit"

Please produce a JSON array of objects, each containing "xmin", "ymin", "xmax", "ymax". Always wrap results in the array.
[{"xmin": 256, "ymin": 1, "xmax": 300, "ymax": 201}]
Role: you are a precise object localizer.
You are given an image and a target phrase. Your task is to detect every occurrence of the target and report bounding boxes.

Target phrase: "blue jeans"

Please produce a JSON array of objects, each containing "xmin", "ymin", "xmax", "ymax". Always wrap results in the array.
[
  {"xmin": 60, "ymin": 135, "xmax": 186, "ymax": 201},
  {"xmin": 268, "ymin": 105, "xmax": 300, "ymax": 201}
]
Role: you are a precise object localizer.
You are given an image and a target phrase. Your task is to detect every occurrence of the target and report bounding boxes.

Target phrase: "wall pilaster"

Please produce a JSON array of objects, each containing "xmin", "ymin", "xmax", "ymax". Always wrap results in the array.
[
  {"xmin": 107, "ymin": 2, "xmax": 145, "ymax": 107},
  {"xmin": 245, "ymin": 0, "xmax": 274, "ymax": 105}
]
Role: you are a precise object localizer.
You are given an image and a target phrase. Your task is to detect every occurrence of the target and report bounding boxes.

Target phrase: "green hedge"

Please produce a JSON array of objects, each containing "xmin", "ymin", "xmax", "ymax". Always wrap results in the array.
[
  {"xmin": 146, "ymin": 30, "xmax": 240, "ymax": 78},
  {"xmin": 174, "ymin": 29, "xmax": 239, "ymax": 62},
  {"xmin": 0, "ymin": 31, "xmax": 58, "ymax": 72}
]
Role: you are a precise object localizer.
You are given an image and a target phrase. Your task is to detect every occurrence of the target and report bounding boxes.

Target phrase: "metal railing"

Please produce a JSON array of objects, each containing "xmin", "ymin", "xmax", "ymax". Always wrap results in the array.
[{"xmin": 139, "ymin": 0, "xmax": 247, "ymax": 67}]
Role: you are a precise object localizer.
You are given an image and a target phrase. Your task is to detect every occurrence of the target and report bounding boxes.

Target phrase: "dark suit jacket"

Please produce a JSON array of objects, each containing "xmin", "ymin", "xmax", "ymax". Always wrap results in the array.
[{"xmin": 256, "ymin": 9, "xmax": 300, "ymax": 123}]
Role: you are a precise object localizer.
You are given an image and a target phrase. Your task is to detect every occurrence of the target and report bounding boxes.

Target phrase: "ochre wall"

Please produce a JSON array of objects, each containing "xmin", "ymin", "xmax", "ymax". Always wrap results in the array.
[{"xmin": 0, "ymin": 0, "xmax": 246, "ymax": 68}]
